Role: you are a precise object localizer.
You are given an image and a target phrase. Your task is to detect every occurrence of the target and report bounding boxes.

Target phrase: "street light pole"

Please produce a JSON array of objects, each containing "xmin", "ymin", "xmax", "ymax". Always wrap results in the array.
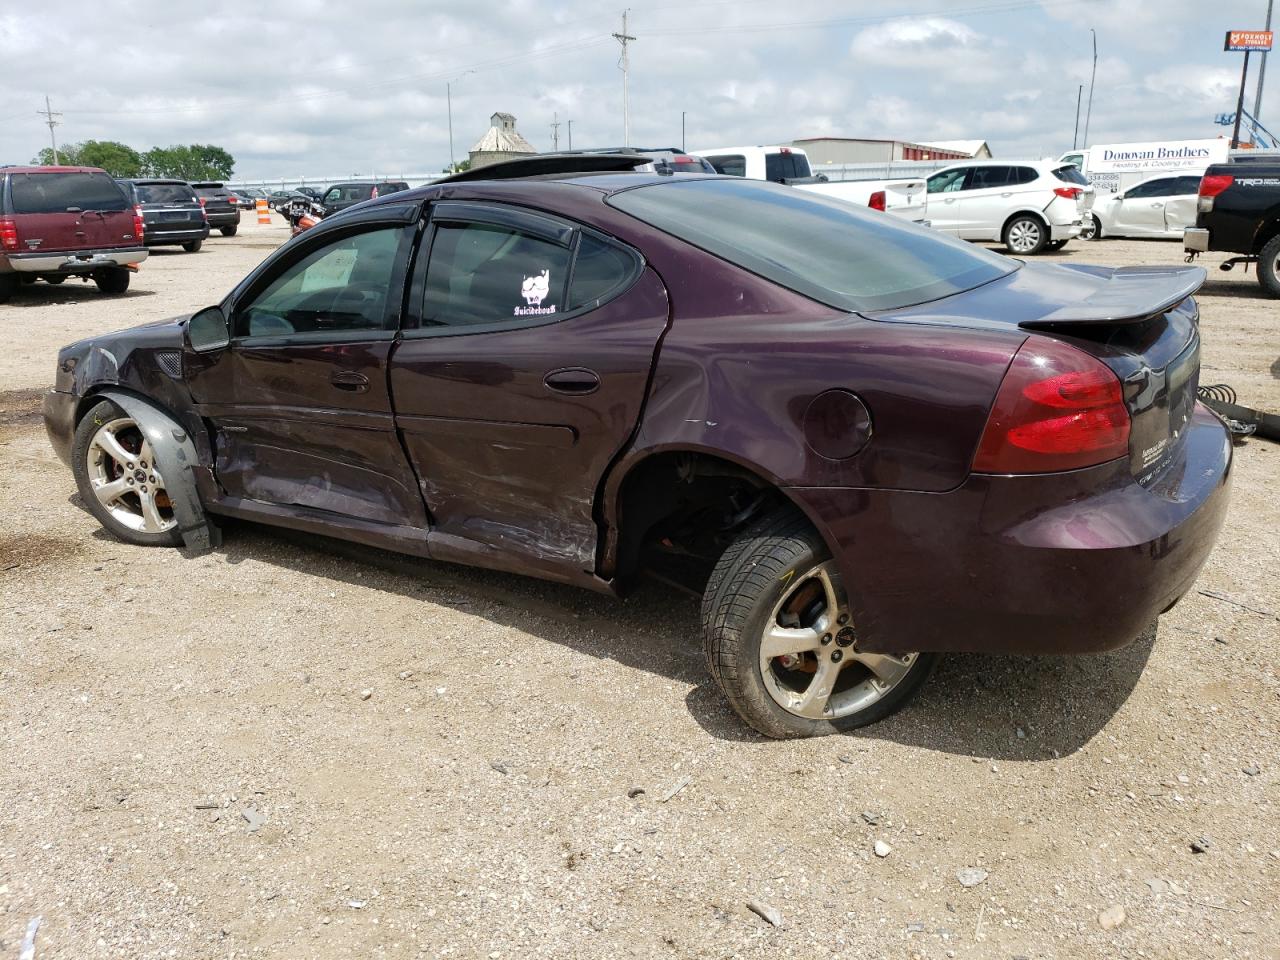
[
  {"xmin": 1082, "ymin": 29, "xmax": 1097, "ymax": 147},
  {"xmin": 1252, "ymin": 0, "xmax": 1275, "ymax": 137},
  {"xmin": 447, "ymin": 81, "xmax": 455, "ymax": 173}
]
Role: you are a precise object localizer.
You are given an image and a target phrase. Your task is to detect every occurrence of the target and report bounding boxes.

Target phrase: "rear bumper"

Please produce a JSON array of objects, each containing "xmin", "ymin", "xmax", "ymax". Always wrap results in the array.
[
  {"xmin": 1, "ymin": 247, "xmax": 149, "ymax": 274},
  {"xmin": 145, "ymin": 225, "xmax": 210, "ymax": 245},
  {"xmin": 788, "ymin": 404, "xmax": 1232, "ymax": 655},
  {"xmin": 204, "ymin": 210, "xmax": 241, "ymax": 227},
  {"xmin": 1050, "ymin": 220, "xmax": 1083, "ymax": 241},
  {"xmin": 1184, "ymin": 227, "xmax": 1210, "ymax": 253},
  {"xmin": 43, "ymin": 389, "xmax": 77, "ymax": 467}
]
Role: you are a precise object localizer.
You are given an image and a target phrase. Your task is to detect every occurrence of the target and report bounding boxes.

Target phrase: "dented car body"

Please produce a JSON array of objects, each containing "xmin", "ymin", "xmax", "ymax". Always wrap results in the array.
[{"xmin": 44, "ymin": 173, "xmax": 1232, "ymax": 737}]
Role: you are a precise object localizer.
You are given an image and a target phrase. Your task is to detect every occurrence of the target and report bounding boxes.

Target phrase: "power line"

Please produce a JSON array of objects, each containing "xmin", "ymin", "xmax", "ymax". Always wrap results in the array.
[{"xmin": 613, "ymin": 10, "xmax": 636, "ymax": 147}]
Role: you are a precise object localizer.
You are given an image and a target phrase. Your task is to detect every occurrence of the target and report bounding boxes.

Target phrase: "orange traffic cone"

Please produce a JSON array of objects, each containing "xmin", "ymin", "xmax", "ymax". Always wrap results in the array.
[{"xmin": 256, "ymin": 198, "xmax": 271, "ymax": 225}]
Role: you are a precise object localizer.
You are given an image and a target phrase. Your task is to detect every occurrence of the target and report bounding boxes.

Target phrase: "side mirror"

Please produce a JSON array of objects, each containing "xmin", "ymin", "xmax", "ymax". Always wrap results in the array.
[{"xmin": 187, "ymin": 305, "xmax": 230, "ymax": 353}]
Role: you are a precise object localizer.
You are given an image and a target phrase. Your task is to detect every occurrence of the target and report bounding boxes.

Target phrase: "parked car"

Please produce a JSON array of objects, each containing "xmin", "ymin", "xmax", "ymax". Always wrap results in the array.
[
  {"xmin": 696, "ymin": 144, "xmax": 825, "ymax": 184},
  {"xmin": 0, "ymin": 165, "xmax": 147, "ymax": 302},
  {"xmin": 797, "ymin": 177, "xmax": 928, "ymax": 224},
  {"xmin": 191, "ymin": 182, "xmax": 241, "ymax": 236},
  {"xmin": 42, "ymin": 164, "xmax": 1230, "ymax": 738},
  {"xmin": 924, "ymin": 160, "xmax": 1094, "ymax": 254},
  {"xmin": 1184, "ymin": 154, "xmax": 1280, "ymax": 296},
  {"xmin": 126, "ymin": 179, "xmax": 209, "ymax": 252},
  {"xmin": 316, "ymin": 180, "xmax": 410, "ymax": 217},
  {"xmin": 1083, "ymin": 173, "xmax": 1201, "ymax": 241},
  {"xmin": 231, "ymin": 187, "xmax": 269, "ymax": 209}
]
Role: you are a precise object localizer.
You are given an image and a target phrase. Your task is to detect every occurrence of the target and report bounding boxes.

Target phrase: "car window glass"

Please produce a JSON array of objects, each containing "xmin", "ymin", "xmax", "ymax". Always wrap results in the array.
[
  {"xmin": 136, "ymin": 183, "xmax": 197, "ymax": 204},
  {"xmin": 324, "ymin": 188, "xmax": 342, "ymax": 204},
  {"xmin": 790, "ymin": 153, "xmax": 813, "ymax": 178},
  {"xmin": 968, "ymin": 166, "xmax": 1011, "ymax": 189},
  {"xmin": 1174, "ymin": 175, "xmax": 1202, "ymax": 194},
  {"xmin": 706, "ymin": 154, "xmax": 746, "ymax": 177},
  {"xmin": 422, "ymin": 222, "xmax": 573, "ymax": 328},
  {"xmin": 10, "ymin": 172, "xmax": 129, "ymax": 213},
  {"xmin": 1126, "ymin": 179, "xmax": 1173, "ymax": 199},
  {"xmin": 1053, "ymin": 165, "xmax": 1090, "ymax": 186},
  {"xmin": 609, "ymin": 178, "xmax": 1016, "ymax": 312},
  {"xmin": 235, "ymin": 227, "xmax": 402, "ymax": 338},
  {"xmin": 1010, "ymin": 167, "xmax": 1039, "ymax": 185},
  {"xmin": 764, "ymin": 154, "xmax": 785, "ymax": 182},
  {"xmin": 927, "ymin": 169, "xmax": 968, "ymax": 193},
  {"xmin": 567, "ymin": 234, "xmax": 639, "ymax": 311}
]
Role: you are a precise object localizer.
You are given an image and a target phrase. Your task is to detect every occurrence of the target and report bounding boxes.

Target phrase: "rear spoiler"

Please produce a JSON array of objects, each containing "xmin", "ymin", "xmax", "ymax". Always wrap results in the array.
[{"xmin": 1021, "ymin": 265, "xmax": 1206, "ymax": 328}]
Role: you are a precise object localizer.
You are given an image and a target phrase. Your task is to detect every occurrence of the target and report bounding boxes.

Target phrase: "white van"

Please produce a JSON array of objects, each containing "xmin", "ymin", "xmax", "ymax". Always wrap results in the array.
[{"xmin": 1060, "ymin": 138, "xmax": 1227, "ymax": 194}]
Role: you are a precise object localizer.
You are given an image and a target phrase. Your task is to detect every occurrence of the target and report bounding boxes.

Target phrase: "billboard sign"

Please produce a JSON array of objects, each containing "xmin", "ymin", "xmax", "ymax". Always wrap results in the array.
[
  {"xmin": 1225, "ymin": 30, "xmax": 1274, "ymax": 51},
  {"xmin": 1087, "ymin": 138, "xmax": 1230, "ymax": 174}
]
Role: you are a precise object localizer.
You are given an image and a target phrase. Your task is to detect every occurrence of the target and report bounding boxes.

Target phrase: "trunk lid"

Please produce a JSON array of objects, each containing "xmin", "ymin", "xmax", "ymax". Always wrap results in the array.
[{"xmin": 866, "ymin": 262, "xmax": 1205, "ymax": 484}]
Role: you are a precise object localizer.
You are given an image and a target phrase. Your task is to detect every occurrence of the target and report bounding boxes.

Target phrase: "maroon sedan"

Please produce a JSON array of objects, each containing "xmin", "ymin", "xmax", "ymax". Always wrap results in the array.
[{"xmin": 42, "ymin": 169, "xmax": 1231, "ymax": 738}]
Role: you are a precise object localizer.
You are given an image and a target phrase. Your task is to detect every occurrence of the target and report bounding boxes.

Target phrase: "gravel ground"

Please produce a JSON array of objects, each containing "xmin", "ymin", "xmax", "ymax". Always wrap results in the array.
[{"xmin": 1, "ymin": 218, "xmax": 1277, "ymax": 960}]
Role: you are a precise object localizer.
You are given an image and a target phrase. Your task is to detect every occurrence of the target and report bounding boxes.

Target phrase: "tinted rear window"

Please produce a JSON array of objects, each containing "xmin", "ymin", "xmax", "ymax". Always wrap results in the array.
[
  {"xmin": 136, "ymin": 183, "xmax": 197, "ymax": 204},
  {"xmin": 764, "ymin": 153, "xmax": 812, "ymax": 182},
  {"xmin": 608, "ymin": 178, "xmax": 1016, "ymax": 312},
  {"xmin": 10, "ymin": 172, "xmax": 129, "ymax": 214},
  {"xmin": 705, "ymin": 155, "xmax": 746, "ymax": 177},
  {"xmin": 1053, "ymin": 165, "xmax": 1090, "ymax": 186},
  {"xmin": 195, "ymin": 186, "xmax": 229, "ymax": 198}
]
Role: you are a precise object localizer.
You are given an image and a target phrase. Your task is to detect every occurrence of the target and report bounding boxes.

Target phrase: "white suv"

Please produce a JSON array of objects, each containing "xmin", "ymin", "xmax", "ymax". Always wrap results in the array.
[{"xmin": 924, "ymin": 160, "xmax": 1094, "ymax": 255}]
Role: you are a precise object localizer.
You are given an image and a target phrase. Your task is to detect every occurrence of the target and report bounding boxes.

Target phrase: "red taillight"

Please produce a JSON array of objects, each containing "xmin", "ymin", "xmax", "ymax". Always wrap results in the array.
[
  {"xmin": 1053, "ymin": 186, "xmax": 1082, "ymax": 200},
  {"xmin": 228, "ymin": 195, "xmax": 238, "ymax": 205},
  {"xmin": 973, "ymin": 338, "xmax": 1130, "ymax": 474},
  {"xmin": 133, "ymin": 205, "xmax": 145, "ymax": 243},
  {"xmin": 1199, "ymin": 174, "xmax": 1234, "ymax": 198},
  {"xmin": 868, "ymin": 190, "xmax": 886, "ymax": 211},
  {"xmin": 0, "ymin": 217, "xmax": 18, "ymax": 251}
]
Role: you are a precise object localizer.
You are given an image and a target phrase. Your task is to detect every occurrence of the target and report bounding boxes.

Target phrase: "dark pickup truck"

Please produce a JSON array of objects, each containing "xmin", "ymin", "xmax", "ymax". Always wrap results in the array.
[{"xmin": 1184, "ymin": 154, "xmax": 1280, "ymax": 296}]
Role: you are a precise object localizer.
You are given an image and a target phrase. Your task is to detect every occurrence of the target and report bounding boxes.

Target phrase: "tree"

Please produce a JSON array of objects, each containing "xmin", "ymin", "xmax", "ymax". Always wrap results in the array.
[
  {"xmin": 142, "ymin": 144, "xmax": 236, "ymax": 181},
  {"xmin": 441, "ymin": 159, "xmax": 471, "ymax": 174}
]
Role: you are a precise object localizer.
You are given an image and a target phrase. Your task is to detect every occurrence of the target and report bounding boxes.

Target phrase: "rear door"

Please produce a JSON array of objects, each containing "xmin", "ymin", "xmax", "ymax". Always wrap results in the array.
[
  {"xmin": 389, "ymin": 200, "xmax": 670, "ymax": 575},
  {"xmin": 1165, "ymin": 175, "xmax": 1203, "ymax": 235},
  {"xmin": 8, "ymin": 171, "xmax": 135, "ymax": 251},
  {"xmin": 184, "ymin": 206, "xmax": 426, "ymax": 527}
]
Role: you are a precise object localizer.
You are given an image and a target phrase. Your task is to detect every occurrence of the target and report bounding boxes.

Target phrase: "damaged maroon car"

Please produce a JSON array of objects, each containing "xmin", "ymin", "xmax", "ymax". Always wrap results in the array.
[{"xmin": 43, "ymin": 162, "xmax": 1232, "ymax": 738}]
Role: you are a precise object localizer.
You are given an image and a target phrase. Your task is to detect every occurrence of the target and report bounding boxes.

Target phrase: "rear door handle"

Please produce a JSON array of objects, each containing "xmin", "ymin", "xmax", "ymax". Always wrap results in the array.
[
  {"xmin": 544, "ymin": 367, "xmax": 600, "ymax": 394},
  {"xmin": 330, "ymin": 370, "xmax": 370, "ymax": 392}
]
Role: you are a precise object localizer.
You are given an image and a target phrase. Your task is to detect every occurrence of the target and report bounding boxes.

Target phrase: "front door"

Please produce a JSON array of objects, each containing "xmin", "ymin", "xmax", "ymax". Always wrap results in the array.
[
  {"xmin": 1112, "ymin": 177, "xmax": 1177, "ymax": 237},
  {"xmin": 389, "ymin": 201, "xmax": 669, "ymax": 577},
  {"xmin": 924, "ymin": 168, "xmax": 971, "ymax": 236},
  {"xmin": 185, "ymin": 214, "xmax": 427, "ymax": 528}
]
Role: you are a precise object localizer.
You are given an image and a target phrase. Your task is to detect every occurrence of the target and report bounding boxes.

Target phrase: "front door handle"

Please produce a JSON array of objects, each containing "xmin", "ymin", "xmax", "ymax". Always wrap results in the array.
[
  {"xmin": 544, "ymin": 367, "xmax": 600, "ymax": 395},
  {"xmin": 330, "ymin": 370, "xmax": 370, "ymax": 392}
]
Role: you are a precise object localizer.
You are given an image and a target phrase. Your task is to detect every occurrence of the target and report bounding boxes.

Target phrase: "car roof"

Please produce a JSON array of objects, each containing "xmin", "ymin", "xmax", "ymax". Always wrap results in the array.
[
  {"xmin": 933, "ymin": 159, "xmax": 1061, "ymax": 171},
  {"xmin": 2, "ymin": 165, "xmax": 110, "ymax": 175},
  {"xmin": 129, "ymin": 178, "xmax": 190, "ymax": 185}
]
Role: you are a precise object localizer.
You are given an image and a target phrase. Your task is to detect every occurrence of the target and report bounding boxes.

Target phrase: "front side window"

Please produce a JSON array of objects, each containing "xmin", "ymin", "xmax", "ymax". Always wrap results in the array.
[
  {"xmin": 609, "ymin": 177, "xmax": 1016, "ymax": 312},
  {"xmin": 1126, "ymin": 178, "xmax": 1175, "ymax": 199},
  {"xmin": 706, "ymin": 154, "xmax": 746, "ymax": 177},
  {"xmin": 422, "ymin": 222, "xmax": 573, "ymax": 328},
  {"xmin": 1174, "ymin": 175, "xmax": 1203, "ymax": 195},
  {"xmin": 927, "ymin": 169, "xmax": 969, "ymax": 193},
  {"xmin": 10, "ymin": 172, "xmax": 129, "ymax": 213},
  {"xmin": 234, "ymin": 227, "xmax": 403, "ymax": 338}
]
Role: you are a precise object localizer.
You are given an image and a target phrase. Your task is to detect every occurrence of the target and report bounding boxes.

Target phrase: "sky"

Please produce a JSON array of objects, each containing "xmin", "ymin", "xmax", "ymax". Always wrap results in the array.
[{"xmin": 0, "ymin": 0, "xmax": 1271, "ymax": 182}]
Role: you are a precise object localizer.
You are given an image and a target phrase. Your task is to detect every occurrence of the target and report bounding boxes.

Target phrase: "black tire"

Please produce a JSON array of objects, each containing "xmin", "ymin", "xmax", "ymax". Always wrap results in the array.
[
  {"xmin": 1080, "ymin": 215, "xmax": 1101, "ymax": 241},
  {"xmin": 220, "ymin": 225, "xmax": 238, "ymax": 237},
  {"xmin": 45, "ymin": 275, "xmax": 67, "ymax": 284},
  {"xmin": 701, "ymin": 506, "xmax": 936, "ymax": 738},
  {"xmin": 0, "ymin": 274, "xmax": 17, "ymax": 303},
  {"xmin": 93, "ymin": 267, "xmax": 130, "ymax": 295},
  {"xmin": 71, "ymin": 399, "xmax": 184, "ymax": 548},
  {"xmin": 182, "ymin": 239, "xmax": 203, "ymax": 252},
  {"xmin": 1003, "ymin": 214, "xmax": 1048, "ymax": 255},
  {"xmin": 1045, "ymin": 239, "xmax": 1069, "ymax": 252},
  {"xmin": 1258, "ymin": 234, "xmax": 1280, "ymax": 298}
]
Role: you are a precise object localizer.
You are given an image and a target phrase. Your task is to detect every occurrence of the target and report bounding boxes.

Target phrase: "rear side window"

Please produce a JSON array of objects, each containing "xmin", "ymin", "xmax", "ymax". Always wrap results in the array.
[
  {"xmin": 609, "ymin": 178, "xmax": 1017, "ymax": 312},
  {"xmin": 706, "ymin": 154, "xmax": 746, "ymax": 177},
  {"xmin": 1174, "ymin": 175, "xmax": 1203, "ymax": 194},
  {"xmin": 136, "ymin": 183, "xmax": 197, "ymax": 204},
  {"xmin": 1010, "ymin": 167, "xmax": 1039, "ymax": 185},
  {"xmin": 969, "ymin": 166, "xmax": 1012, "ymax": 189},
  {"xmin": 10, "ymin": 172, "xmax": 129, "ymax": 213},
  {"xmin": 567, "ymin": 234, "xmax": 640, "ymax": 310},
  {"xmin": 1053, "ymin": 165, "xmax": 1090, "ymax": 186}
]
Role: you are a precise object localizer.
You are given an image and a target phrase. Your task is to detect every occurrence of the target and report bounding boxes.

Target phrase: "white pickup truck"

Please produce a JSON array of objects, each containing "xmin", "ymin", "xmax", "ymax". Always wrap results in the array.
[{"xmin": 695, "ymin": 143, "xmax": 927, "ymax": 223}]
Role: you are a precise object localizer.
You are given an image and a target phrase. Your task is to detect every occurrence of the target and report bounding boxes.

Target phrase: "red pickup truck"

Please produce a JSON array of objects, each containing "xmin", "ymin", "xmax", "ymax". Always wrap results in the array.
[{"xmin": 0, "ymin": 165, "xmax": 148, "ymax": 303}]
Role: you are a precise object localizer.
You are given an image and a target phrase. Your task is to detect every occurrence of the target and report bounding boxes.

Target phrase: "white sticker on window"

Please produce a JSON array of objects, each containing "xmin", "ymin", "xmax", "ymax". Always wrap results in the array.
[{"xmin": 516, "ymin": 268, "xmax": 555, "ymax": 316}]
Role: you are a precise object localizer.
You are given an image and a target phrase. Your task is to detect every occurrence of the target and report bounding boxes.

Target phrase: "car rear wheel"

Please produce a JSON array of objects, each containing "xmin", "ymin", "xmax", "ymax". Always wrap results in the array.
[
  {"xmin": 0, "ymin": 274, "xmax": 17, "ymax": 303},
  {"xmin": 701, "ymin": 506, "xmax": 935, "ymax": 738},
  {"xmin": 220, "ymin": 225, "xmax": 238, "ymax": 237},
  {"xmin": 1080, "ymin": 215, "xmax": 1101, "ymax": 241},
  {"xmin": 182, "ymin": 239, "xmax": 203, "ymax": 253},
  {"xmin": 71, "ymin": 400, "xmax": 183, "ymax": 547},
  {"xmin": 44, "ymin": 275, "xmax": 66, "ymax": 285},
  {"xmin": 1258, "ymin": 234, "xmax": 1280, "ymax": 298},
  {"xmin": 93, "ymin": 267, "xmax": 130, "ymax": 295},
  {"xmin": 1003, "ymin": 215, "xmax": 1048, "ymax": 255}
]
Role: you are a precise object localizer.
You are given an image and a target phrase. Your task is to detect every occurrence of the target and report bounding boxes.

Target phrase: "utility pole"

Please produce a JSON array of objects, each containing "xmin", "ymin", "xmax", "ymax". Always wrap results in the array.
[
  {"xmin": 613, "ymin": 10, "xmax": 636, "ymax": 147},
  {"xmin": 38, "ymin": 95, "xmax": 62, "ymax": 164},
  {"xmin": 551, "ymin": 112, "xmax": 561, "ymax": 151},
  {"xmin": 682, "ymin": 111, "xmax": 686, "ymax": 152},
  {"xmin": 1252, "ymin": 0, "xmax": 1275, "ymax": 139},
  {"xmin": 1232, "ymin": 49, "xmax": 1253, "ymax": 148},
  {"xmin": 1082, "ymin": 28, "xmax": 1097, "ymax": 147},
  {"xmin": 446, "ymin": 81, "xmax": 455, "ymax": 173},
  {"xmin": 567, "ymin": 119, "xmax": 573, "ymax": 151},
  {"xmin": 1072, "ymin": 84, "xmax": 1082, "ymax": 150}
]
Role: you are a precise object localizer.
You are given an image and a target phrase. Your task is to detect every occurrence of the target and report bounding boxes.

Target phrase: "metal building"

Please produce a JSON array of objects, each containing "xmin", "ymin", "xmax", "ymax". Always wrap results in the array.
[{"xmin": 791, "ymin": 137, "xmax": 990, "ymax": 165}]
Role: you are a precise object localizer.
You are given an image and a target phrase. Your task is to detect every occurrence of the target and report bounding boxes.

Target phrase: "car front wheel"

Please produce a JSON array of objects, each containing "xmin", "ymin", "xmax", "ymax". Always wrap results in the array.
[
  {"xmin": 1003, "ymin": 215, "xmax": 1048, "ymax": 255},
  {"xmin": 72, "ymin": 400, "xmax": 183, "ymax": 547},
  {"xmin": 701, "ymin": 506, "xmax": 935, "ymax": 738}
]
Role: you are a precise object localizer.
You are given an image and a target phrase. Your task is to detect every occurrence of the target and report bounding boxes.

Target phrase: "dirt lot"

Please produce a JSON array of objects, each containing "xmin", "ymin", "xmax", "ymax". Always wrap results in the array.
[{"xmin": 1, "ymin": 217, "xmax": 1277, "ymax": 960}]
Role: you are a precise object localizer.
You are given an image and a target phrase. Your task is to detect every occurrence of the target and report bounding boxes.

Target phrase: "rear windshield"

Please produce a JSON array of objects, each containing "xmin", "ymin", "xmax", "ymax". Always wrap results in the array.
[
  {"xmin": 608, "ymin": 178, "xmax": 1016, "ymax": 312},
  {"xmin": 764, "ymin": 152, "xmax": 812, "ymax": 182},
  {"xmin": 10, "ymin": 172, "xmax": 129, "ymax": 214},
  {"xmin": 194, "ymin": 186, "xmax": 229, "ymax": 198},
  {"xmin": 136, "ymin": 183, "xmax": 197, "ymax": 204},
  {"xmin": 705, "ymin": 155, "xmax": 746, "ymax": 177},
  {"xmin": 1053, "ymin": 165, "xmax": 1090, "ymax": 186}
]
